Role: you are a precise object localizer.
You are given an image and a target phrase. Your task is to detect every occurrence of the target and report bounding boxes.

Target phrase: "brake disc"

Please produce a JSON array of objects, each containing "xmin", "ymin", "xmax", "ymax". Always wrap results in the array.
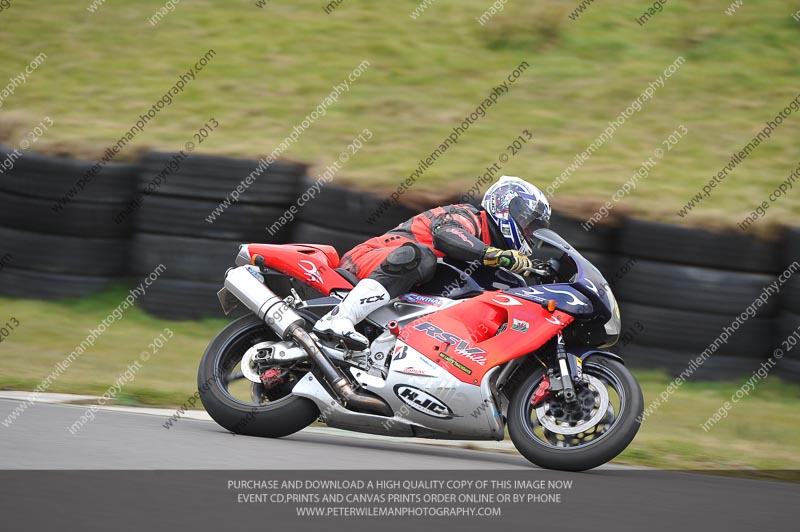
[
  {"xmin": 240, "ymin": 341, "xmax": 277, "ymax": 383},
  {"xmin": 535, "ymin": 374, "xmax": 610, "ymax": 436}
]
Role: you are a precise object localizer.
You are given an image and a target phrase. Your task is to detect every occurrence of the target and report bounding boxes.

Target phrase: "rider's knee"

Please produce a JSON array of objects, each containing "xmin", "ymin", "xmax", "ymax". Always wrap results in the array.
[
  {"xmin": 369, "ymin": 243, "xmax": 436, "ymax": 297},
  {"xmin": 415, "ymin": 245, "xmax": 437, "ymax": 284}
]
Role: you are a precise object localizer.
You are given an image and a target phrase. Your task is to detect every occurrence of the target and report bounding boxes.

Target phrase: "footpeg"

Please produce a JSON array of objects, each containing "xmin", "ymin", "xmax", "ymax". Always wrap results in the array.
[{"xmin": 316, "ymin": 331, "xmax": 369, "ymax": 352}]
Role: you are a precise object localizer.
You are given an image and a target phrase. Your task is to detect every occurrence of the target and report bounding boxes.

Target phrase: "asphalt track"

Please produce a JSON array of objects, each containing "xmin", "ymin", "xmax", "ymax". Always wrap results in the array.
[
  {"xmin": 0, "ymin": 398, "xmax": 797, "ymax": 531},
  {"xmin": 0, "ymin": 399, "xmax": 539, "ymax": 469}
]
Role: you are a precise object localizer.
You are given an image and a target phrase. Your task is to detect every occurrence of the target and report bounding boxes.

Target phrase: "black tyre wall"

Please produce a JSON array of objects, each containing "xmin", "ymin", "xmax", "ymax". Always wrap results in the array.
[
  {"xmin": 780, "ymin": 228, "xmax": 800, "ymax": 314},
  {"xmin": 137, "ymin": 151, "xmax": 305, "ymax": 205},
  {"xmin": 135, "ymin": 195, "xmax": 289, "ymax": 242},
  {"xmin": 618, "ymin": 301, "xmax": 773, "ymax": 358},
  {"xmin": 0, "ymin": 189, "xmax": 131, "ymax": 239},
  {"xmin": 614, "ymin": 257, "xmax": 779, "ymax": 315},
  {"xmin": 290, "ymin": 221, "xmax": 374, "ymax": 256},
  {"xmin": 0, "ymin": 268, "xmax": 113, "ymax": 300},
  {"xmin": 297, "ymin": 178, "xmax": 417, "ymax": 235},
  {"xmin": 0, "ymin": 148, "xmax": 136, "ymax": 300},
  {"xmin": 131, "ymin": 233, "xmax": 240, "ymax": 282},
  {"xmin": 0, "ymin": 147, "xmax": 136, "ymax": 204},
  {"xmin": 0, "ymin": 226, "xmax": 128, "ymax": 277},
  {"xmin": 616, "ymin": 217, "xmax": 778, "ymax": 273},
  {"xmin": 137, "ymin": 278, "xmax": 229, "ymax": 320},
  {"xmin": 548, "ymin": 212, "xmax": 614, "ymax": 254}
]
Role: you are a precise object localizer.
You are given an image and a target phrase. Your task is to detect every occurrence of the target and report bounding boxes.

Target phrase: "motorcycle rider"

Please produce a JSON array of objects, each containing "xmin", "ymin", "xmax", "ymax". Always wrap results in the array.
[{"xmin": 313, "ymin": 175, "xmax": 552, "ymax": 350}]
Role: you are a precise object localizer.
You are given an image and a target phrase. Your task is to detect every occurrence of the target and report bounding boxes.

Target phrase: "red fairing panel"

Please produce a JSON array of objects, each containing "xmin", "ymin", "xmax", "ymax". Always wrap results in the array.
[
  {"xmin": 400, "ymin": 291, "xmax": 574, "ymax": 385},
  {"xmin": 246, "ymin": 243, "xmax": 353, "ymax": 295}
]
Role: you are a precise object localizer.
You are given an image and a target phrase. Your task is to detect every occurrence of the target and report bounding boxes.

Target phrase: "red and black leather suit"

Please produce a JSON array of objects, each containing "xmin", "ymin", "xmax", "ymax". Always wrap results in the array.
[{"xmin": 339, "ymin": 204, "xmax": 508, "ymax": 298}]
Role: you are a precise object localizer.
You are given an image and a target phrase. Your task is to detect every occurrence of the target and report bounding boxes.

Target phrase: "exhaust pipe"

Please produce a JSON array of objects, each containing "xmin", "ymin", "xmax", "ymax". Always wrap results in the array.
[
  {"xmin": 288, "ymin": 325, "xmax": 393, "ymax": 417},
  {"xmin": 224, "ymin": 266, "xmax": 393, "ymax": 417}
]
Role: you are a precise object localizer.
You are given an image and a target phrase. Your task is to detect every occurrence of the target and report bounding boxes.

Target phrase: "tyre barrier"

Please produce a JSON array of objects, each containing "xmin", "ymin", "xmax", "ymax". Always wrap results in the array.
[
  {"xmin": 0, "ymin": 147, "xmax": 135, "ymax": 299},
  {"xmin": 0, "ymin": 145, "xmax": 797, "ymax": 381},
  {"xmin": 782, "ymin": 227, "xmax": 800, "ymax": 315},
  {"xmin": 0, "ymin": 146, "xmax": 136, "ymax": 204},
  {"xmin": 136, "ymin": 151, "xmax": 303, "ymax": 205},
  {"xmin": 290, "ymin": 221, "xmax": 373, "ymax": 257},
  {"xmin": 615, "ymin": 217, "xmax": 780, "ymax": 273},
  {"xmin": 130, "ymin": 151, "xmax": 306, "ymax": 317},
  {"xmin": 611, "ymin": 220, "xmax": 794, "ymax": 380},
  {"xmin": 294, "ymin": 177, "xmax": 418, "ymax": 255},
  {"xmin": 614, "ymin": 258, "xmax": 780, "ymax": 316}
]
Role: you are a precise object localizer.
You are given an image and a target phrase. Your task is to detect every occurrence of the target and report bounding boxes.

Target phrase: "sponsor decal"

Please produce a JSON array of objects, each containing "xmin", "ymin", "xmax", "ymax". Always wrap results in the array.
[
  {"xmin": 298, "ymin": 260, "xmax": 323, "ymax": 284},
  {"xmin": 515, "ymin": 287, "xmax": 546, "ymax": 303},
  {"xmin": 453, "ymin": 347, "xmax": 489, "ymax": 366},
  {"xmin": 546, "ymin": 315, "xmax": 565, "ymax": 326},
  {"xmin": 399, "ymin": 293, "xmax": 444, "ymax": 306},
  {"xmin": 491, "ymin": 295, "xmax": 522, "ymax": 306},
  {"xmin": 511, "ymin": 318, "xmax": 529, "ymax": 332},
  {"xmin": 413, "ymin": 322, "xmax": 488, "ymax": 366},
  {"xmin": 393, "ymin": 344, "xmax": 409, "ymax": 361},
  {"xmin": 438, "ymin": 353, "xmax": 473, "ymax": 375},
  {"xmin": 519, "ymin": 287, "xmax": 544, "ymax": 296},
  {"xmin": 416, "ymin": 354, "xmax": 439, "ymax": 370},
  {"xmin": 401, "ymin": 367, "xmax": 427, "ymax": 375},
  {"xmin": 393, "ymin": 384, "xmax": 454, "ymax": 419},
  {"xmin": 515, "ymin": 310, "xmax": 543, "ymax": 322}
]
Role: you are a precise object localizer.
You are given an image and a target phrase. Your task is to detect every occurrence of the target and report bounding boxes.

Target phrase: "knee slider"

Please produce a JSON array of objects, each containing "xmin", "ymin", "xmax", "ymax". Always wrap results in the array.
[{"xmin": 384, "ymin": 243, "xmax": 420, "ymax": 273}]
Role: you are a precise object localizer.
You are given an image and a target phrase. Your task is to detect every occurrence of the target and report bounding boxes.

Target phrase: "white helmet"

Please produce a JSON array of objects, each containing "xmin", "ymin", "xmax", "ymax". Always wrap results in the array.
[{"xmin": 481, "ymin": 175, "xmax": 552, "ymax": 254}]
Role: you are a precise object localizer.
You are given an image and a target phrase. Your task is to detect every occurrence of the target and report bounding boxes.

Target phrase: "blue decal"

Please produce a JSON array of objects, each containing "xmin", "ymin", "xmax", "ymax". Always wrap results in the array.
[{"xmin": 399, "ymin": 293, "xmax": 444, "ymax": 306}]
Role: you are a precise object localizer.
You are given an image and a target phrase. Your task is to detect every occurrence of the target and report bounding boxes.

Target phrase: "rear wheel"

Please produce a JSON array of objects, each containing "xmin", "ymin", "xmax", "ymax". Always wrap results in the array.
[
  {"xmin": 198, "ymin": 315, "xmax": 319, "ymax": 437},
  {"xmin": 508, "ymin": 357, "xmax": 643, "ymax": 471}
]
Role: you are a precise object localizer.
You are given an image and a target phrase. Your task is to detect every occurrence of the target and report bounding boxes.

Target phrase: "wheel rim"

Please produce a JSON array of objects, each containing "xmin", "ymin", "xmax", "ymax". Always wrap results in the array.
[
  {"xmin": 520, "ymin": 361, "xmax": 626, "ymax": 450},
  {"xmin": 212, "ymin": 321, "xmax": 308, "ymax": 408}
]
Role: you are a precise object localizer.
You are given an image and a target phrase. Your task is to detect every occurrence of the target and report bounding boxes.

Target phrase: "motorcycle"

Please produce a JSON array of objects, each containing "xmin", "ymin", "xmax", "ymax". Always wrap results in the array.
[{"xmin": 198, "ymin": 228, "xmax": 643, "ymax": 471}]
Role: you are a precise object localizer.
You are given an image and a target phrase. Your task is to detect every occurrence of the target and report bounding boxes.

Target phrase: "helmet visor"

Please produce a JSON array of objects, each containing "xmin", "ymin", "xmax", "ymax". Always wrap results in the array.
[{"xmin": 508, "ymin": 195, "xmax": 550, "ymax": 241}]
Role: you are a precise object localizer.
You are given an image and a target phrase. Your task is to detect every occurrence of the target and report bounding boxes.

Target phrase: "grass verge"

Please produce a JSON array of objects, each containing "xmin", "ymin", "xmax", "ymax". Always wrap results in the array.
[{"xmin": 0, "ymin": 0, "xmax": 798, "ymax": 226}]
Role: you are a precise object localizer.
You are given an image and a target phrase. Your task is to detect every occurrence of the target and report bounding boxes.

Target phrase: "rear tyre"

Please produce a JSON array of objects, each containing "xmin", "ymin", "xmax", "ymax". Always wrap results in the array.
[
  {"xmin": 198, "ymin": 315, "xmax": 319, "ymax": 437},
  {"xmin": 508, "ymin": 357, "xmax": 643, "ymax": 471}
]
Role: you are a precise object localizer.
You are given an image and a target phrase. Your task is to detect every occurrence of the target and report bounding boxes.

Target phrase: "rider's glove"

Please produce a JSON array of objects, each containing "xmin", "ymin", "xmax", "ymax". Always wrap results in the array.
[{"xmin": 483, "ymin": 247, "xmax": 534, "ymax": 275}]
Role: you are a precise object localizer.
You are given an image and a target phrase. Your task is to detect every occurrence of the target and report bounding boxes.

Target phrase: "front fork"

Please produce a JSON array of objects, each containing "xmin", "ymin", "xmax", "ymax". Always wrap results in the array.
[
  {"xmin": 555, "ymin": 331, "xmax": 578, "ymax": 403},
  {"xmin": 532, "ymin": 331, "xmax": 585, "ymax": 407}
]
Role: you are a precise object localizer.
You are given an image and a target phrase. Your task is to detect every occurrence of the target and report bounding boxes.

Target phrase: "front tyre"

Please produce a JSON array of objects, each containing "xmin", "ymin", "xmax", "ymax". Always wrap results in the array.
[
  {"xmin": 198, "ymin": 314, "xmax": 319, "ymax": 437},
  {"xmin": 508, "ymin": 357, "xmax": 643, "ymax": 471}
]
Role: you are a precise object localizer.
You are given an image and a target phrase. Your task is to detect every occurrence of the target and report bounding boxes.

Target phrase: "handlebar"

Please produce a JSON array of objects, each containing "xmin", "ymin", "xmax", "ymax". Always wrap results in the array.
[{"xmin": 521, "ymin": 258, "xmax": 560, "ymax": 278}]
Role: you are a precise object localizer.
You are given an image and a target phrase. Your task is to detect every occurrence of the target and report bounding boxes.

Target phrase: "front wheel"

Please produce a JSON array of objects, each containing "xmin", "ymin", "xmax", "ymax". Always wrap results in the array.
[
  {"xmin": 198, "ymin": 314, "xmax": 319, "ymax": 437},
  {"xmin": 508, "ymin": 357, "xmax": 643, "ymax": 471}
]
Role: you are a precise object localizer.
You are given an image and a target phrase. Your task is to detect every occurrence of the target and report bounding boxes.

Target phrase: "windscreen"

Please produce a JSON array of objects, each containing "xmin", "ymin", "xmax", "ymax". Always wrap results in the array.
[{"xmin": 531, "ymin": 228, "xmax": 616, "ymax": 321}]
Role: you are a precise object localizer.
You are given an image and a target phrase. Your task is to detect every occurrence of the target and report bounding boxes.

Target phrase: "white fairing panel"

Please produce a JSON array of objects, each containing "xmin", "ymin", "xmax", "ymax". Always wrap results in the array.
[
  {"xmin": 292, "ymin": 340, "xmax": 505, "ymax": 441},
  {"xmin": 379, "ymin": 343, "xmax": 503, "ymax": 440}
]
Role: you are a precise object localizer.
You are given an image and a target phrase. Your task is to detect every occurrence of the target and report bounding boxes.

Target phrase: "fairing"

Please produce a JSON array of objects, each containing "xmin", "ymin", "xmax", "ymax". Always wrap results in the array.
[
  {"xmin": 401, "ymin": 291, "xmax": 574, "ymax": 385},
  {"xmin": 238, "ymin": 243, "xmax": 353, "ymax": 295}
]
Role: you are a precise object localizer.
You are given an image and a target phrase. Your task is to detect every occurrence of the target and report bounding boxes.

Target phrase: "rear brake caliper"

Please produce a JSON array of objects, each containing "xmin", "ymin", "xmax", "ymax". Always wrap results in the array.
[{"xmin": 260, "ymin": 368, "xmax": 287, "ymax": 389}]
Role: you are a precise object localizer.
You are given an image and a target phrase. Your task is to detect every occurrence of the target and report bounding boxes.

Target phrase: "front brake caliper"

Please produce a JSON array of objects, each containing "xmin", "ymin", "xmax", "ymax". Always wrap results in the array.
[{"xmin": 531, "ymin": 375, "xmax": 551, "ymax": 407}]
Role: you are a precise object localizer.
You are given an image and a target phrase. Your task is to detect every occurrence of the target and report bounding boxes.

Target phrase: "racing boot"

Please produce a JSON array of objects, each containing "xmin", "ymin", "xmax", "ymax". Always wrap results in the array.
[{"xmin": 312, "ymin": 278, "xmax": 390, "ymax": 351}]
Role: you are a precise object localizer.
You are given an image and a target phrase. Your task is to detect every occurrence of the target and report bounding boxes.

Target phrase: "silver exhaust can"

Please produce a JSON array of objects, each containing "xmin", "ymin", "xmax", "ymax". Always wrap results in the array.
[{"xmin": 223, "ymin": 265, "xmax": 304, "ymax": 339}]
